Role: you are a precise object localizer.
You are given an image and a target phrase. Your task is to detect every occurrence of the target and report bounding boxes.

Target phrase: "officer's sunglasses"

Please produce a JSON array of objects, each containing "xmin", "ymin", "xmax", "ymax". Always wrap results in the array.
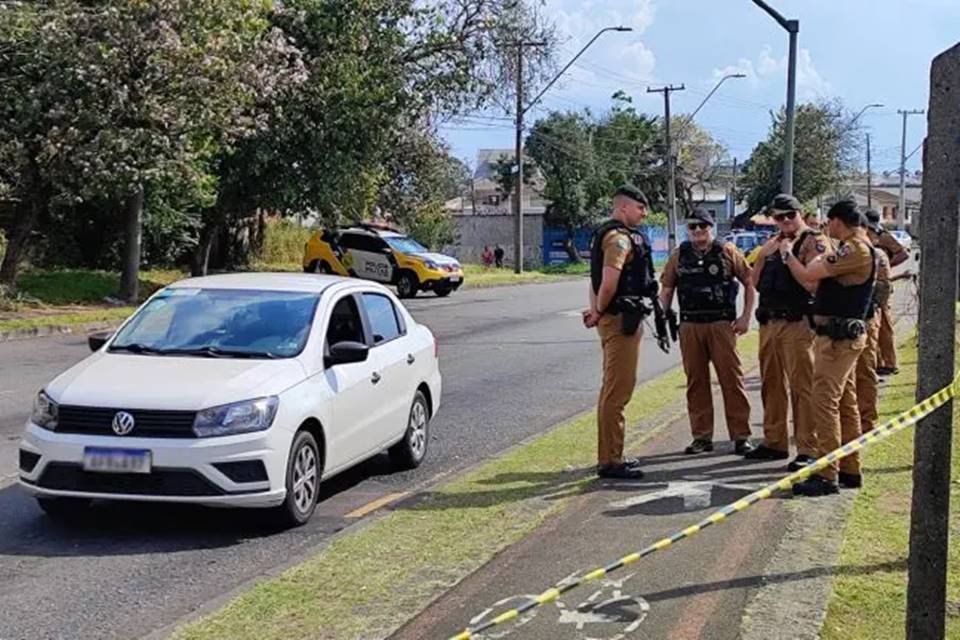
[
  {"xmin": 772, "ymin": 210, "xmax": 798, "ymax": 222},
  {"xmin": 686, "ymin": 222, "xmax": 710, "ymax": 230}
]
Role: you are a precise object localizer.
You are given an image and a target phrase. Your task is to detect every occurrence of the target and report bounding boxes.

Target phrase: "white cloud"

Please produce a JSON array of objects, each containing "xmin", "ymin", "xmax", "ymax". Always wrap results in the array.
[
  {"xmin": 619, "ymin": 41, "xmax": 657, "ymax": 81},
  {"xmin": 711, "ymin": 46, "xmax": 831, "ymax": 99}
]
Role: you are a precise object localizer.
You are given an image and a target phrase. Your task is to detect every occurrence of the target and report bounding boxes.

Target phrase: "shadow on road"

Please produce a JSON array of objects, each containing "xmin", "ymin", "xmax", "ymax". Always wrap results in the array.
[{"xmin": 0, "ymin": 452, "xmax": 409, "ymax": 558}]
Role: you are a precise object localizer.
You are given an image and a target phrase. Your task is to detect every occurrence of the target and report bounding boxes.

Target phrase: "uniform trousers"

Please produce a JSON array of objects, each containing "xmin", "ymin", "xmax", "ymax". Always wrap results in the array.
[
  {"xmin": 812, "ymin": 334, "xmax": 867, "ymax": 481},
  {"xmin": 855, "ymin": 314, "xmax": 882, "ymax": 433},
  {"xmin": 758, "ymin": 319, "xmax": 817, "ymax": 455},
  {"xmin": 878, "ymin": 298, "xmax": 898, "ymax": 369},
  {"xmin": 596, "ymin": 314, "xmax": 642, "ymax": 466}
]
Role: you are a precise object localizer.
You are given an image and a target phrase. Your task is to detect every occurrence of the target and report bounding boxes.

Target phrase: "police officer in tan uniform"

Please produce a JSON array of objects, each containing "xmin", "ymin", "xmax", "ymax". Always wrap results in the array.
[
  {"xmin": 780, "ymin": 200, "xmax": 876, "ymax": 495},
  {"xmin": 583, "ymin": 185, "xmax": 657, "ymax": 479},
  {"xmin": 855, "ymin": 217, "xmax": 889, "ymax": 435},
  {"xmin": 659, "ymin": 209, "xmax": 756, "ymax": 455},
  {"xmin": 744, "ymin": 194, "xmax": 831, "ymax": 470},
  {"xmin": 864, "ymin": 210, "xmax": 909, "ymax": 375}
]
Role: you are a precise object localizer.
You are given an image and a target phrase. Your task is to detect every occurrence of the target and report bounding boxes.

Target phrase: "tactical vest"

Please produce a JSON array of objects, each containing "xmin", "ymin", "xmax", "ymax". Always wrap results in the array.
[
  {"xmin": 590, "ymin": 220, "xmax": 657, "ymax": 312},
  {"xmin": 676, "ymin": 240, "xmax": 738, "ymax": 322},
  {"xmin": 814, "ymin": 243, "xmax": 877, "ymax": 321},
  {"xmin": 756, "ymin": 229, "xmax": 817, "ymax": 321}
]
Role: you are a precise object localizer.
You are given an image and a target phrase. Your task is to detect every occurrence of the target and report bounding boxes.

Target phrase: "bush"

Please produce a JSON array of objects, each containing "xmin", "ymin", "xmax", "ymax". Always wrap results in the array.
[{"xmin": 258, "ymin": 218, "xmax": 312, "ymax": 266}]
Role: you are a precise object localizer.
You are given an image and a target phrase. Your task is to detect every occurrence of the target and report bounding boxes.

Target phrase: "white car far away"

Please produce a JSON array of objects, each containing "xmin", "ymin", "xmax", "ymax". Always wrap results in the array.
[{"xmin": 18, "ymin": 273, "xmax": 441, "ymax": 527}]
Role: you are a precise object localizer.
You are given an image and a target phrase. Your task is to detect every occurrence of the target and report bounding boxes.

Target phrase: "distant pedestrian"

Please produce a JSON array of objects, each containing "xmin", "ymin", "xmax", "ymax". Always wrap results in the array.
[
  {"xmin": 864, "ymin": 209, "xmax": 909, "ymax": 375},
  {"xmin": 494, "ymin": 244, "xmax": 505, "ymax": 268},
  {"xmin": 481, "ymin": 245, "xmax": 494, "ymax": 267}
]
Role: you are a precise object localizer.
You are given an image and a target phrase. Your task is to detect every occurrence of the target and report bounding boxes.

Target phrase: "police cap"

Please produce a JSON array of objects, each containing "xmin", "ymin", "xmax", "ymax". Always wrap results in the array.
[
  {"xmin": 685, "ymin": 208, "xmax": 715, "ymax": 227},
  {"xmin": 826, "ymin": 199, "xmax": 864, "ymax": 227},
  {"xmin": 769, "ymin": 193, "xmax": 802, "ymax": 212},
  {"xmin": 613, "ymin": 184, "xmax": 649, "ymax": 206}
]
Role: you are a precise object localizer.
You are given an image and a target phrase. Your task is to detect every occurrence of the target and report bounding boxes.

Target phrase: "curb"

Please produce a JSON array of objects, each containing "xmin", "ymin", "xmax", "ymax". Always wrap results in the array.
[{"xmin": 0, "ymin": 320, "xmax": 119, "ymax": 343}]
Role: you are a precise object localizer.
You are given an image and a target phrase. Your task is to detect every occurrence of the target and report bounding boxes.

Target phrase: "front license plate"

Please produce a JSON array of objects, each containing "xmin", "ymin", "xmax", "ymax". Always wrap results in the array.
[
  {"xmin": 83, "ymin": 448, "xmax": 152, "ymax": 474},
  {"xmin": 448, "ymin": 275, "xmax": 461, "ymax": 283}
]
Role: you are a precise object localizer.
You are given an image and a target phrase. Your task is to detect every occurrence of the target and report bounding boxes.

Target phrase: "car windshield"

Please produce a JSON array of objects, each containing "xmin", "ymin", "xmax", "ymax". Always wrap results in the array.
[
  {"xmin": 385, "ymin": 236, "xmax": 428, "ymax": 254},
  {"xmin": 109, "ymin": 288, "xmax": 320, "ymax": 359}
]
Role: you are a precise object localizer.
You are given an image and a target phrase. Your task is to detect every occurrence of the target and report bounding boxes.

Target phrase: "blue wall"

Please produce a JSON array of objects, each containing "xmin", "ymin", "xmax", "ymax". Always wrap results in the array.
[{"xmin": 543, "ymin": 225, "xmax": 687, "ymax": 265}]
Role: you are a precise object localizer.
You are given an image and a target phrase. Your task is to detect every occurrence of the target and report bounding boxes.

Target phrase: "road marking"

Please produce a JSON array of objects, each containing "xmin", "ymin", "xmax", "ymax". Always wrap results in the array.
[
  {"xmin": 344, "ymin": 491, "xmax": 410, "ymax": 519},
  {"xmin": 608, "ymin": 481, "xmax": 756, "ymax": 512},
  {"xmin": 556, "ymin": 574, "xmax": 650, "ymax": 639}
]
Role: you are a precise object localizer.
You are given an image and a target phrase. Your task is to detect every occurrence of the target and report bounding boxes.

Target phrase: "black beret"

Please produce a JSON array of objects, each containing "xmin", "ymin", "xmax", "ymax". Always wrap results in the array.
[
  {"xmin": 614, "ymin": 184, "xmax": 649, "ymax": 206},
  {"xmin": 685, "ymin": 208, "xmax": 715, "ymax": 227},
  {"xmin": 769, "ymin": 193, "xmax": 802, "ymax": 212},
  {"xmin": 826, "ymin": 199, "xmax": 863, "ymax": 226}
]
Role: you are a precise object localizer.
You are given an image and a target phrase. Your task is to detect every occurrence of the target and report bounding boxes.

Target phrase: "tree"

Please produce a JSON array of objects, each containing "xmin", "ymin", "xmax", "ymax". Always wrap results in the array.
[
  {"xmin": 526, "ymin": 112, "xmax": 594, "ymax": 261},
  {"xmin": 740, "ymin": 100, "xmax": 862, "ymax": 214},
  {"xmin": 673, "ymin": 118, "xmax": 729, "ymax": 215}
]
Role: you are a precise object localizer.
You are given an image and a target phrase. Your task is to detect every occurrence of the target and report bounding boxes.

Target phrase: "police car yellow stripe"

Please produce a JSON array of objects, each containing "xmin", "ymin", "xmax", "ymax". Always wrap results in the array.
[{"xmin": 448, "ymin": 375, "xmax": 959, "ymax": 640}]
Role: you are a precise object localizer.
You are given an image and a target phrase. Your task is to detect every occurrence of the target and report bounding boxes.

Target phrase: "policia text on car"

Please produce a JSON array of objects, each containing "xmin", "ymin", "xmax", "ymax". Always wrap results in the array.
[{"xmin": 584, "ymin": 185, "xmax": 668, "ymax": 480}]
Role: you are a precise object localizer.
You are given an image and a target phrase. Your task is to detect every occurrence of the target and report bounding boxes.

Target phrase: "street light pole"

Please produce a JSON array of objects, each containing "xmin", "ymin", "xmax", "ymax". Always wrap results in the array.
[
  {"xmin": 750, "ymin": 0, "xmax": 799, "ymax": 194},
  {"xmin": 866, "ymin": 133, "xmax": 872, "ymax": 210},
  {"xmin": 511, "ymin": 26, "xmax": 631, "ymax": 273},
  {"xmin": 897, "ymin": 108, "xmax": 924, "ymax": 230}
]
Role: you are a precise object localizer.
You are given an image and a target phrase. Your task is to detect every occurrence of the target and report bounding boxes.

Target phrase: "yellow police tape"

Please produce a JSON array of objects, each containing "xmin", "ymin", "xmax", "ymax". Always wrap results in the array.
[{"xmin": 448, "ymin": 373, "xmax": 960, "ymax": 640}]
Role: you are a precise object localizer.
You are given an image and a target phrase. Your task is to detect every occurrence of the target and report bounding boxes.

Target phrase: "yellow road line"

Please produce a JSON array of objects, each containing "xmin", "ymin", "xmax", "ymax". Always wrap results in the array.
[{"xmin": 344, "ymin": 492, "xmax": 410, "ymax": 519}]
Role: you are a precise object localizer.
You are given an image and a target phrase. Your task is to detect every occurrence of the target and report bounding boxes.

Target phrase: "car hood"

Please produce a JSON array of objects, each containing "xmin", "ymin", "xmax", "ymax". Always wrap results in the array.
[
  {"xmin": 45, "ymin": 352, "xmax": 307, "ymax": 411},
  {"xmin": 411, "ymin": 252, "xmax": 460, "ymax": 267}
]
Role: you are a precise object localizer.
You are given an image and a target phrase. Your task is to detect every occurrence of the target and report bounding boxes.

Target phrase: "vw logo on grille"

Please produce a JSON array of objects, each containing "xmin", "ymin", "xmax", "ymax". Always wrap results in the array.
[{"xmin": 111, "ymin": 411, "xmax": 136, "ymax": 436}]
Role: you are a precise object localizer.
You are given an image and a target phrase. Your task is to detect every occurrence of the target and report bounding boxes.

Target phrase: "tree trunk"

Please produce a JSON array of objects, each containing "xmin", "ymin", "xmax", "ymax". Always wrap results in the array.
[
  {"xmin": 191, "ymin": 217, "xmax": 220, "ymax": 277},
  {"xmin": 564, "ymin": 231, "xmax": 581, "ymax": 263},
  {"xmin": 119, "ymin": 186, "xmax": 144, "ymax": 303},
  {"xmin": 0, "ymin": 201, "xmax": 40, "ymax": 288}
]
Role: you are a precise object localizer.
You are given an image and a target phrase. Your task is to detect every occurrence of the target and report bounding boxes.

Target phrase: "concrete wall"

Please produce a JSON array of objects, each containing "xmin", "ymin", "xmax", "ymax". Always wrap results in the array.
[{"xmin": 444, "ymin": 214, "xmax": 544, "ymax": 267}]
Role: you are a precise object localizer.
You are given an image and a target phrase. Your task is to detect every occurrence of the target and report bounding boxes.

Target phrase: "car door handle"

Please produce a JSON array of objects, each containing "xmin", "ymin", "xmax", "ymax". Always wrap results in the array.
[
  {"xmin": 371, "ymin": 372, "xmax": 382, "ymax": 385},
  {"xmin": 407, "ymin": 354, "xmax": 416, "ymax": 365}
]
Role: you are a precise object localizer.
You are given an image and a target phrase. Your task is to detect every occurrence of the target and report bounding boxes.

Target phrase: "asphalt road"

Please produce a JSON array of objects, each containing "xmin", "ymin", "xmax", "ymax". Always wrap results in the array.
[{"xmin": 0, "ymin": 279, "xmax": 680, "ymax": 640}]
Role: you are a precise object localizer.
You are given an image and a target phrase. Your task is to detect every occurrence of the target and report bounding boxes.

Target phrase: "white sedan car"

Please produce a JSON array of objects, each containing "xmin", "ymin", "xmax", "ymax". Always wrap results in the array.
[{"xmin": 18, "ymin": 273, "xmax": 441, "ymax": 526}]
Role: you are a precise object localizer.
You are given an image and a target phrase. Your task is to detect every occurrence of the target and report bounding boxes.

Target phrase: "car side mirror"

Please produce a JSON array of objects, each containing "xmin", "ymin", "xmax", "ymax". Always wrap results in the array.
[
  {"xmin": 88, "ymin": 331, "xmax": 113, "ymax": 352},
  {"xmin": 324, "ymin": 341, "xmax": 369, "ymax": 368}
]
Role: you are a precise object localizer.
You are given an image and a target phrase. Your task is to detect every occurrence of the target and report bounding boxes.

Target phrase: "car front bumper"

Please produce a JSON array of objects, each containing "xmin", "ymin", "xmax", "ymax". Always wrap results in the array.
[
  {"xmin": 18, "ymin": 423, "xmax": 290, "ymax": 508},
  {"xmin": 419, "ymin": 274, "xmax": 464, "ymax": 291}
]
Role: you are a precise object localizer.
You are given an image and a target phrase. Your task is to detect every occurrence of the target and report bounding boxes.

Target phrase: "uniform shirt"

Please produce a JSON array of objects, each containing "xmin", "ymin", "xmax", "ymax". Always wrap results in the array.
[
  {"xmin": 867, "ymin": 228, "xmax": 905, "ymax": 261},
  {"xmin": 660, "ymin": 240, "xmax": 750, "ymax": 289},
  {"xmin": 823, "ymin": 236, "xmax": 874, "ymax": 286},
  {"xmin": 601, "ymin": 228, "xmax": 634, "ymax": 271}
]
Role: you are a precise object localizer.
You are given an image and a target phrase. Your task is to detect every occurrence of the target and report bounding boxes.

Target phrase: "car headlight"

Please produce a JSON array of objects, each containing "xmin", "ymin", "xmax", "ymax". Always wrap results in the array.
[
  {"xmin": 193, "ymin": 397, "xmax": 279, "ymax": 438},
  {"xmin": 424, "ymin": 260, "xmax": 439, "ymax": 270},
  {"xmin": 32, "ymin": 391, "xmax": 59, "ymax": 430}
]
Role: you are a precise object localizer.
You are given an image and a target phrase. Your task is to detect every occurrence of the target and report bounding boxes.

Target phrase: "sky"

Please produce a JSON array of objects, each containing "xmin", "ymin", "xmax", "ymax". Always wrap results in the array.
[{"xmin": 439, "ymin": 0, "xmax": 960, "ymax": 177}]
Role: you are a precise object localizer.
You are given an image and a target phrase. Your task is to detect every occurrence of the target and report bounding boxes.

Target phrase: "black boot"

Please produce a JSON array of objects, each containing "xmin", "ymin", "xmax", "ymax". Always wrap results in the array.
[
  {"xmin": 597, "ymin": 463, "xmax": 645, "ymax": 480},
  {"xmin": 787, "ymin": 454, "xmax": 817, "ymax": 472},
  {"xmin": 684, "ymin": 439, "xmax": 714, "ymax": 455},
  {"xmin": 743, "ymin": 444, "xmax": 788, "ymax": 460},
  {"xmin": 838, "ymin": 472, "xmax": 863, "ymax": 489},
  {"xmin": 792, "ymin": 475, "xmax": 839, "ymax": 497}
]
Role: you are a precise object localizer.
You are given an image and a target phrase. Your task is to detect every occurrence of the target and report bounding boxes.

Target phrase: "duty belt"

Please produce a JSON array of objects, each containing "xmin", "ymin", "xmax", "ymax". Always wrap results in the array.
[
  {"xmin": 755, "ymin": 307, "xmax": 806, "ymax": 325},
  {"xmin": 679, "ymin": 309, "xmax": 736, "ymax": 324},
  {"xmin": 814, "ymin": 317, "xmax": 867, "ymax": 340}
]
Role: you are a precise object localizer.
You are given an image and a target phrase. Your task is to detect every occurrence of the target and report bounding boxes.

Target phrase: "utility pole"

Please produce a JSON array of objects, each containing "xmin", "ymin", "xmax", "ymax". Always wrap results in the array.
[
  {"xmin": 866, "ymin": 133, "xmax": 872, "ymax": 211},
  {"xmin": 750, "ymin": 0, "xmax": 799, "ymax": 194},
  {"xmin": 730, "ymin": 157, "xmax": 738, "ymax": 220},
  {"xmin": 907, "ymin": 43, "xmax": 960, "ymax": 640},
  {"xmin": 648, "ymin": 84, "xmax": 685, "ymax": 252},
  {"xmin": 508, "ymin": 27, "xmax": 631, "ymax": 273},
  {"xmin": 897, "ymin": 108, "xmax": 924, "ymax": 230}
]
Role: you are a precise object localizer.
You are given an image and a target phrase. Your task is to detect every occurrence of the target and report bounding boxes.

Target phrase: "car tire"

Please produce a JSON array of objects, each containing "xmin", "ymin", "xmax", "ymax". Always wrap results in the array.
[
  {"xmin": 397, "ymin": 271, "xmax": 419, "ymax": 299},
  {"xmin": 389, "ymin": 390, "xmax": 430, "ymax": 469},
  {"xmin": 434, "ymin": 286, "xmax": 452, "ymax": 298},
  {"xmin": 36, "ymin": 497, "xmax": 92, "ymax": 520},
  {"xmin": 304, "ymin": 259, "xmax": 319, "ymax": 273},
  {"xmin": 274, "ymin": 430, "xmax": 322, "ymax": 528}
]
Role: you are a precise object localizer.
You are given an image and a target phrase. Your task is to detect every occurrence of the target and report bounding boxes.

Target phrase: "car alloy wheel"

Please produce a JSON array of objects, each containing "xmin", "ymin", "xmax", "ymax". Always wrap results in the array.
[
  {"xmin": 397, "ymin": 272, "xmax": 418, "ymax": 299},
  {"xmin": 276, "ymin": 430, "xmax": 321, "ymax": 527},
  {"xmin": 389, "ymin": 391, "xmax": 429, "ymax": 468}
]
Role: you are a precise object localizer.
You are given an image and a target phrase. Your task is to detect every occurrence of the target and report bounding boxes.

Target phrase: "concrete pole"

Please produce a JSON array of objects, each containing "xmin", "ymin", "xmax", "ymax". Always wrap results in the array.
[
  {"xmin": 513, "ymin": 47, "xmax": 524, "ymax": 274},
  {"xmin": 906, "ymin": 42, "xmax": 960, "ymax": 640},
  {"xmin": 866, "ymin": 133, "xmax": 872, "ymax": 211},
  {"xmin": 782, "ymin": 24, "xmax": 799, "ymax": 194},
  {"xmin": 898, "ymin": 109, "xmax": 925, "ymax": 229},
  {"xmin": 648, "ymin": 84, "xmax": 685, "ymax": 252}
]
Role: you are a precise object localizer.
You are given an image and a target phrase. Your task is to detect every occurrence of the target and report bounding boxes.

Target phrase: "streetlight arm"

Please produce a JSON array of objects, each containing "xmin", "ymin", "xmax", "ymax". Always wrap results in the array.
[
  {"xmin": 521, "ymin": 26, "xmax": 631, "ymax": 117},
  {"xmin": 751, "ymin": 0, "xmax": 795, "ymax": 31}
]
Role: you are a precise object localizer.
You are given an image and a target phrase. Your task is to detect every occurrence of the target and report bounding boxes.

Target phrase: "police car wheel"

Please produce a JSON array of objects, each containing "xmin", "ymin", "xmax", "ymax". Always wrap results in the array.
[
  {"xmin": 397, "ymin": 272, "xmax": 418, "ymax": 299},
  {"xmin": 303, "ymin": 259, "xmax": 319, "ymax": 273},
  {"xmin": 319, "ymin": 261, "xmax": 333, "ymax": 274}
]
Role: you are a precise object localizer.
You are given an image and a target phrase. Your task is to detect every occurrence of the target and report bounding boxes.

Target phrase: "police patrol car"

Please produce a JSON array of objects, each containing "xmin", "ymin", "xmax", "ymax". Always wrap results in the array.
[{"xmin": 303, "ymin": 223, "xmax": 464, "ymax": 299}]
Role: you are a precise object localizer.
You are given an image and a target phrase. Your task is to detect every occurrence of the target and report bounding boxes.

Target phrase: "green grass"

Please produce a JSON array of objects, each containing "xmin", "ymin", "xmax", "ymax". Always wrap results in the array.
[
  {"xmin": 173, "ymin": 333, "xmax": 760, "ymax": 640},
  {"xmin": 462, "ymin": 263, "xmax": 588, "ymax": 288},
  {"xmin": 15, "ymin": 269, "xmax": 183, "ymax": 305},
  {"xmin": 0, "ymin": 307, "xmax": 135, "ymax": 333},
  {"xmin": 821, "ymin": 334, "xmax": 960, "ymax": 640},
  {"xmin": 259, "ymin": 220, "xmax": 312, "ymax": 266}
]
